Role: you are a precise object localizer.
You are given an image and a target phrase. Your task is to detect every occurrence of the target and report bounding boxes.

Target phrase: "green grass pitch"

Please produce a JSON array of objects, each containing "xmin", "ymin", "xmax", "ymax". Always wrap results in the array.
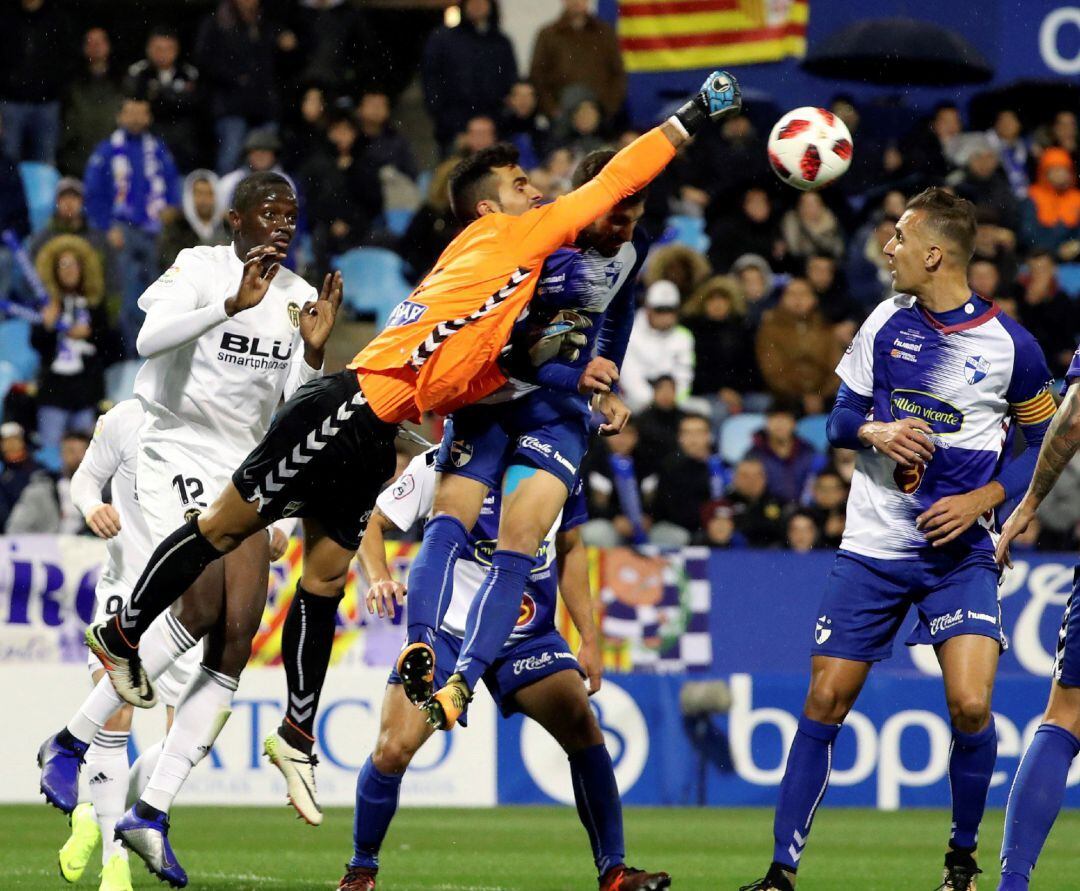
[{"xmin": 5, "ymin": 804, "xmax": 1080, "ymax": 889}]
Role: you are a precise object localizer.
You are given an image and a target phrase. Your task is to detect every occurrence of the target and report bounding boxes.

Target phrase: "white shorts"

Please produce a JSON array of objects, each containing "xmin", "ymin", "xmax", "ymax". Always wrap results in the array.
[{"xmin": 136, "ymin": 440, "xmax": 233, "ymax": 544}]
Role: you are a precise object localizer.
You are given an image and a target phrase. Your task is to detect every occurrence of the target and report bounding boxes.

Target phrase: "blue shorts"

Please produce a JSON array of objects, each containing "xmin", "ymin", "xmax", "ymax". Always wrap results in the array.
[
  {"xmin": 1053, "ymin": 567, "xmax": 1080, "ymax": 687},
  {"xmin": 811, "ymin": 549, "xmax": 1006, "ymax": 663},
  {"xmin": 436, "ymin": 393, "xmax": 589, "ymax": 492},
  {"xmin": 388, "ymin": 628, "xmax": 583, "ymax": 724}
]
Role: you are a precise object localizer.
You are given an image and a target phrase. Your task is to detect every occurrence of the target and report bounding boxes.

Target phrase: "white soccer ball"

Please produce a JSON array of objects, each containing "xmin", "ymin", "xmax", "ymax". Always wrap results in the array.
[{"xmin": 767, "ymin": 106, "xmax": 853, "ymax": 191}]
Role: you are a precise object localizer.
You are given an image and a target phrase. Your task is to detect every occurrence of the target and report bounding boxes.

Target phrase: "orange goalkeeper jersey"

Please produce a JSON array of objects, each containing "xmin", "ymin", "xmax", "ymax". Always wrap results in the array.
[{"xmin": 350, "ymin": 127, "xmax": 676, "ymax": 423}]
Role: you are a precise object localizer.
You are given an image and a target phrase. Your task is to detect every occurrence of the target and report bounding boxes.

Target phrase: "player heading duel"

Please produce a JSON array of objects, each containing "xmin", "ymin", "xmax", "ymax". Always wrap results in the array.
[
  {"xmin": 742, "ymin": 188, "xmax": 1055, "ymax": 891},
  {"xmin": 81, "ymin": 67, "xmax": 743, "ymax": 845}
]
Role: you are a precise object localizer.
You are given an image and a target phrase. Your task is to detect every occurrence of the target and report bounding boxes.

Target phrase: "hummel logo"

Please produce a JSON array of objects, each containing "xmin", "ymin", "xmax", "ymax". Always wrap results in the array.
[
  {"xmin": 197, "ymin": 744, "xmax": 211, "ymax": 755},
  {"xmin": 88, "ymin": 772, "xmax": 111, "ymax": 785}
]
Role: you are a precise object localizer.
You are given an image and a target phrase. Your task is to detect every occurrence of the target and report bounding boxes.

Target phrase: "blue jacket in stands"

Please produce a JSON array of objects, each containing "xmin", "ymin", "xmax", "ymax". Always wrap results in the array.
[{"xmin": 84, "ymin": 129, "xmax": 180, "ymax": 234}]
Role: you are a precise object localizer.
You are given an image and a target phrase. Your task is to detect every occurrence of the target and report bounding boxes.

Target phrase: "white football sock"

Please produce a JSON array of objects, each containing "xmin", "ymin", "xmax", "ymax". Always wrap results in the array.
[
  {"xmin": 86, "ymin": 730, "xmax": 130, "ymax": 863},
  {"xmin": 67, "ymin": 613, "xmax": 197, "ymax": 743},
  {"xmin": 128, "ymin": 739, "xmax": 164, "ymax": 806},
  {"xmin": 141, "ymin": 665, "xmax": 236, "ymax": 814}
]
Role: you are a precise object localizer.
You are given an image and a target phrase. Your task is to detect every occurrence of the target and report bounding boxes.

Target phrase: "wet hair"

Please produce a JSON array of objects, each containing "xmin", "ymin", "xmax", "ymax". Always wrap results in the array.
[
  {"xmin": 448, "ymin": 143, "xmax": 521, "ymax": 223},
  {"xmin": 232, "ymin": 172, "xmax": 294, "ymax": 214},
  {"xmin": 571, "ymin": 149, "xmax": 648, "ymax": 206},
  {"xmin": 905, "ymin": 187, "xmax": 977, "ymax": 260}
]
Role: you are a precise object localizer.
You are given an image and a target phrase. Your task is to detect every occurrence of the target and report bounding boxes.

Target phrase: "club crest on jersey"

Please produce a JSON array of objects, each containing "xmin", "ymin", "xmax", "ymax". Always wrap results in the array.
[
  {"xmin": 964, "ymin": 355, "xmax": 991, "ymax": 385},
  {"xmin": 386, "ymin": 299, "xmax": 427, "ymax": 327},
  {"xmin": 890, "ymin": 389, "xmax": 963, "ymax": 435},
  {"xmin": 287, "ymin": 302, "xmax": 301, "ymax": 328},
  {"xmin": 516, "ymin": 593, "xmax": 536, "ymax": 627},
  {"xmin": 603, "ymin": 260, "xmax": 624, "ymax": 289},
  {"xmin": 449, "ymin": 439, "xmax": 473, "ymax": 467},
  {"xmin": 815, "ymin": 615, "xmax": 832, "ymax": 645}
]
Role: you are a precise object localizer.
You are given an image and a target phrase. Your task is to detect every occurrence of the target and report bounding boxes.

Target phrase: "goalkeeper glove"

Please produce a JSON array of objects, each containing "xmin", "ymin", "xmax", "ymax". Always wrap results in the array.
[{"xmin": 672, "ymin": 70, "xmax": 742, "ymax": 137}]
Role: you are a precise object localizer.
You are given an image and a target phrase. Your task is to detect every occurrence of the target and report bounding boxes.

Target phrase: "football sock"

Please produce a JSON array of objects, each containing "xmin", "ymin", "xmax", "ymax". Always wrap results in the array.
[
  {"xmin": 999, "ymin": 724, "xmax": 1080, "ymax": 883},
  {"xmin": 103, "ymin": 519, "xmax": 221, "ymax": 652},
  {"xmin": 349, "ymin": 756, "xmax": 403, "ymax": 870},
  {"xmin": 68, "ymin": 613, "xmax": 197, "ymax": 744},
  {"xmin": 141, "ymin": 665, "xmax": 236, "ymax": 814},
  {"xmin": 128, "ymin": 739, "xmax": 164, "ymax": 805},
  {"xmin": 949, "ymin": 716, "xmax": 997, "ymax": 850},
  {"xmin": 86, "ymin": 730, "xmax": 130, "ymax": 863},
  {"xmin": 405, "ymin": 514, "xmax": 471, "ymax": 646},
  {"xmin": 772, "ymin": 715, "xmax": 842, "ymax": 871},
  {"xmin": 454, "ymin": 550, "xmax": 535, "ymax": 691},
  {"xmin": 569, "ymin": 744, "xmax": 625, "ymax": 877},
  {"xmin": 278, "ymin": 586, "xmax": 342, "ymax": 754}
]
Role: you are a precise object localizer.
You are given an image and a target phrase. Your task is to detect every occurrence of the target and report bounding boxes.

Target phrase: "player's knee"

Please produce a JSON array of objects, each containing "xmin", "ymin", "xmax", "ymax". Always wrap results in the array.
[
  {"xmin": 552, "ymin": 697, "xmax": 603, "ymax": 754},
  {"xmin": 805, "ymin": 682, "xmax": 856, "ymax": 724},
  {"xmin": 373, "ymin": 732, "xmax": 417, "ymax": 775},
  {"xmin": 948, "ymin": 694, "xmax": 991, "ymax": 734},
  {"xmin": 171, "ymin": 598, "xmax": 217, "ymax": 640}
]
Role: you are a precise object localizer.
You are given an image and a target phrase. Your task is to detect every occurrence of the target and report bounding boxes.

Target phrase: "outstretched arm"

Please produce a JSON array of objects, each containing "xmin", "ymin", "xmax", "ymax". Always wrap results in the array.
[{"xmin": 556, "ymin": 528, "xmax": 601, "ymax": 695}]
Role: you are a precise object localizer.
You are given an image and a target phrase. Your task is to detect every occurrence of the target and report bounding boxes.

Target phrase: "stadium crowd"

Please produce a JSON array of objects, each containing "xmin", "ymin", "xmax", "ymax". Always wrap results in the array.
[{"xmin": 0, "ymin": 0, "xmax": 1078, "ymax": 552}]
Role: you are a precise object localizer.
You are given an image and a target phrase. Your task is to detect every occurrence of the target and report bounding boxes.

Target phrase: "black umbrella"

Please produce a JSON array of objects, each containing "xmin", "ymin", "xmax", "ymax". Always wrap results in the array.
[
  {"xmin": 968, "ymin": 79, "xmax": 1080, "ymax": 130},
  {"xmin": 803, "ymin": 17, "xmax": 994, "ymax": 86}
]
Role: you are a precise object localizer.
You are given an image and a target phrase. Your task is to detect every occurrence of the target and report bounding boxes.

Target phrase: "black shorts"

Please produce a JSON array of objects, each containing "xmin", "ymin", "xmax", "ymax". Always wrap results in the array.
[{"xmin": 232, "ymin": 371, "xmax": 398, "ymax": 550}]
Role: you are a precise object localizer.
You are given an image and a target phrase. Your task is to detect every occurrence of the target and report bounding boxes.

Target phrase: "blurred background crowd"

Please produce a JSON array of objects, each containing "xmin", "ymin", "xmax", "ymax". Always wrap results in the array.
[{"xmin": 0, "ymin": 0, "xmax": 1077, "ymax": 552}]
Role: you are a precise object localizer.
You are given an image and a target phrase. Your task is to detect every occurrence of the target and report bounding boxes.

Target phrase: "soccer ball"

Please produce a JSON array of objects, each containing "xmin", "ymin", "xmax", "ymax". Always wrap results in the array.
[{"xmin": 767, "ymin": 107, "xmax": 853, "ymax": 191}]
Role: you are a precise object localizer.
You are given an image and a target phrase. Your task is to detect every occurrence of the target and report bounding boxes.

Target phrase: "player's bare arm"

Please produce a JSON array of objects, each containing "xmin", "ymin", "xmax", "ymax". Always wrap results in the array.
[
  {"xmin": 555, "ymin": 528, "xmax": 601, "ymax": 695},
  {"xmin": 299, "ymin": 270, "xmax": 344, "ymax": 368},
  {"xmin": 858, "ymin": 416, "xmax": 935, "ymax": 467},
  {"xmin": 358, "ymin": 507, "xmax": 407, "ymax": 619},
  {"xmin": 594, "ymin": 390, "xmax": 631, "ymax": 437},
  {"xmin": 997, "ymin": 381, "xmax": 1080, "ymax": 566}
]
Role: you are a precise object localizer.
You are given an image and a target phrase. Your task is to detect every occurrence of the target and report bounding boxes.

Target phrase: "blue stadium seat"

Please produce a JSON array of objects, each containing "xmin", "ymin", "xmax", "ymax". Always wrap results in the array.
[
  {"xmin": 384, "ymin": 207, "xmax": 414, "ymax": 237},
  {"xmin": 0, "ymin": 318, "xmax": 39, "ymax": 381},
  {"xmin": 797, "ymin": 413, "xmax": 830, "ymax": 453},
  {"xmin": 333, "ymin": 247, "xmax": 412, "ymax": 329},
  {"xmin": 718, "ymin": 412, "xmax": 765, "ymax": 464},
  {"xmin": 663, "ymin": 214, "xmax": 711, "ymax": 254},
  {"xmin": 18, "ymin": 161, "xmax": 60, "ymax": 233},
  {"xmin": 0, "ymin": 360, "xmax": 18, "ymax": 404},
  {"xmin": 415, "ymin": 169, "xmax": 433, "ymax": 201},
  {"xmin": 35, "ymin": 444, "xmax": 61, "ymax": 473},
  {"xmin": 1057, "ymin": 263, "xmax": 1080, "ymax": 298}
]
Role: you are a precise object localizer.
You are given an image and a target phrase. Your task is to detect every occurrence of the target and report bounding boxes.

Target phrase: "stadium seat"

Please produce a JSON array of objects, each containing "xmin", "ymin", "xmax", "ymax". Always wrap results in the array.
[
  {"xmin": 718, "ymin": 412, "xmax": 765, "ymax": 464},
  {"xmin": 18, "ymin": 161, "xmax": 60, "ymax": 233},
  {"xmin": 105, "ymin": 359, "xmax": 145, "ymax": 404},
  {"xmin": 384, "ymin": 207, "xmax": 414, "ymax": 237},
  {"xmin": 0, "ymin": 359, "xmax": 18, "ymax": 404},
  {"xmin": 797, "ymin": 413, "xmax": 830, "ymax": 453},
  {"xmin": 415, "ymin": 169, "xmax": 433, "ymax": 201},
  {"xmin": 0, "ymin": 318, "xmax": 39, "ymax": 381},
  {"xmin": 663, "ymin": 214, "xmax": 711, "ymax": 254},
  {"xmin": 1058, "ymin": 263, "xmax": 1080, "ymax": 298},
  {"xmin": 333, "ymin": 247, "xmax": 412, "ymax": 329},
  {"xmin": 35, "ymin": 444, "xmax": 61, "ymax": 473}
]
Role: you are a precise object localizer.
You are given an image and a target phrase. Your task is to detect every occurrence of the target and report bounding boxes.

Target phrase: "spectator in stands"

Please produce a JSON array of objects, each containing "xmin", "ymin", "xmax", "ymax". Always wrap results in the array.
[
  {"xmin": 1035, "ymin": 110, "xmax": 1080, "ymax": 171},
  {"xmin": 499, "ymin": 80, "xmax": 550, "ymax": 171},
  {"xmin": 748, "ymin": 404, "xmax": 819, "ymax": 506},
  {"xmin": 283, "ymin": 0, "xmax": 382, "ymax": 98},
  {"xmin": 28, "ymin": 177, "xmax": 107, "ymax": 265},
  {"xmin": 283, "ymin": 84, "xmax": 329, "ymax": 170},
  {"xmin": 805, "ymin": 254, "xmax": 856, "ymax": 332},
  {"xmin": 986, "ymin": 109, "xmax": 1030, "ymax": 199},
  {"xmin": 1016, "ymin": 250, "xmax": 1077, "ymax": 376},
  {"xmin": 553, "ymin": 96, "xmax": 606, "ymax": 161},
  {"xmin": 683, "ymin": 275, "xmax": 755, "ymax": 418},
  {"xmin": 727, "ymin": 457, "xmax": 785, "ymax": 547},
  {"xmin": 701, "ymin": 498, "xmax": 748, "ymax": 549},
  {"xmin": 780, "ymin": 191, "xmax": 844, "ymax": 262},
  {"xmin": 805, "ymin": 468, "xmax": 847, "ymax": 548},
  {"xmin": 579, "ymin": 422, "xmax": 651, "ymax": 547},
  {"xmin": 196, "ymin": 0, "xmax": 289, "ymax": 174},
  {"xmin": 731, "ymin": 253, "xmax": 778, "ymax": 326},
  {"xmin": 968, "ymin": 258, "xmax": 1006, "ymax": 302},
  {"xmin": 125, "ymin": 26, "xmax": 202, "ymax": 172},
  {"xmin": 156, "ymin": 170, "xmax": 230, "ymax": 271},
  {"xmin": 59, "ymin": 27, "xmax": 124, "ymax": 177},
  {"xmin": 756, "ymin": 278, "xmax": 841, "ymax": 415},
  {"xmin": 635, "ymin": 375, "xmax": 684, "ymax": 480},
  {"xmin": 84, "ymin": 95, "xmax": 180, "ymax": 355},
  {"xmin": 421, "ymin": 0, "xmax": 517, "ymax": 152},
  {"xmin": 955, "ymin": 137, "xmax": 1020, "ymax": 231},
  {"xmin": 529, "ymin": 0, "xmax": 625, "ymax": 124},
  {"xmin": 6, "ymin": 429, "xmax": 89, "ymax": 534},
  {"xmin": 0, "ymin": 121, "xmax": 30, "ymax": 299},
  {"xmin": 1021, "ymin": 147, "xmax": 1080, "ymax": 261},
  {"xmin": 357, "ymin": 92, "xmax": 418, "ymax": 181},
  {"xmin": 217, "ymin": 128, "xmax": 293, "ymax": 213},
  {"xmin": 644, "ymin": 243, "xmax": 711, "ymax": 300},
  {"xmin": 709, "ymin": 186, "xmax": 785, "ymax": 272},
  {"xmin": 649, "ymin": 413, "xmax": 718, "ymax": 546},
  {"xmin": 827, "ymin": 446, "xmax": 856, "ymax": 487},
  {"xmin": 685, "ymin": 114, "xmax": 767, "ymax": 206},
  {"xmin": 847, "ymin": 213, "xmax": 896, "ymax": 308},
  {"xmin": 786, "ymin": 509, "xmax": 821, "ymax": 553},
  {"xmin": 620, "ymin": 280, "xmax": 695, "ymax": 412},
  {"xmin": 0, "ymin": 0, "xmax": 72, "ymax": 164},
  {"xmin": 301, "ymin": 113, "xmax": 383, "ymax": 276},
  {"xmin": 30, "ymin": 235, "xmax": 111, "ymax": 449},
  {"xmin": 973, "ymin": 210, "xmax": 1020, "ymax": 284},
  {"xmin": 0, "ymin": 421, "xmax": 42, "ymax": 530},
  {"xmin": 1036, "ymin": 452, "xmax": 1080, "ymax": 550},
  {"xmin": 903, "ymin": 101, "xmax": 962, "ymax": 179}
]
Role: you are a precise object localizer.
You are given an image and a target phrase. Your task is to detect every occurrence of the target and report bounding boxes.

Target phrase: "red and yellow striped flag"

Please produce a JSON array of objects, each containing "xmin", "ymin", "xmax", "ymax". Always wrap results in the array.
[{"xmin": 618, "ymin": 0, "xmax": 809, "ymax": 73}]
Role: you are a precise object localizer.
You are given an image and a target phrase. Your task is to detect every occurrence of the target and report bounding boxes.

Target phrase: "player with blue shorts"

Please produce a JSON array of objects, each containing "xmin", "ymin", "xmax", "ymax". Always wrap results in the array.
[
  {"xmin": 993, "ymin": 344, "xmax": 1080, "ymax": 891},
  {"xmin": 399, "ymin": 148, "xmax": 667, "ymax": 730},
  {"xmin": 336, "ymin": 448, "xmax": 670, "ymax": 891},
  {"xmin": 744, "ymin": 189, "xmax": 1056, "ymax": 891}
]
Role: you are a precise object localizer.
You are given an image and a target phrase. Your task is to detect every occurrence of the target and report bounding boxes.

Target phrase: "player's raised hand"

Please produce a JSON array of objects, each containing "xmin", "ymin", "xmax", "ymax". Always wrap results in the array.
[
  {"xmin": 578, "ymin": 636, "xmax": 603, "ymax": 695},
  {"xmin": 268, "ymin": 526, "xmax": 290, "ymax": 561},
  {"xmin": 595, "ymin": 391, "xmax": 631, "ymax": 436},
  {"xmin": 86, "ymin": 503, "xmax": 121, "ymax": 539},
  {"xmin": 300, "ymin": 270, "xmax": 343, "ymax": 355},
  {"xmin": 225, "ymin": 245, "xmax": 284, "ymax": 316},
  {"xmin": 859, "ymin": 416, "xmax": 935, "ymax": 468},
  {"xmin": 916, "ymin": 483, "xmax": 1001, "ymax": 547},
  {"xmin": 366, "ymin": 578, "xmax": 407, "ymax": 619},
  {"xmin": 577, "ymin": 357, "xmax": 619, "ymax": 394},
  {"xmin": 995, "ymin": 496, "xmax": 1038, "ymax": 568}
]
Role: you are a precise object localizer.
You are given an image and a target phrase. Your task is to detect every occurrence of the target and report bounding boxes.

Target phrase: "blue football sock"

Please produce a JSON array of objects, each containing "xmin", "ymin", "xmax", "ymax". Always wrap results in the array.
[
  {"xmin": 406, "ymin": 514, "xmax": 471, "ymax": 646},
  {"xmin": 349, "ymin": 756, "xmax": 403, "ymax": 870},
  {"xmin": 772, "ymin": 715, "xmax": 842, "ymax": 871},
  {"xmin": 454, "ymin": 549, "xmax": 534, "ymax": 690},
  {"xmin": 569, "ymin": 744, "xmax": 625, "ymax": 877},
  {"xmin": 999, "ymin": 723, "xmax": 1080, "ymax": 885},
  {"xmin": 949, "ymin": 716, "xmax": 998, "ymax": 850}
]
